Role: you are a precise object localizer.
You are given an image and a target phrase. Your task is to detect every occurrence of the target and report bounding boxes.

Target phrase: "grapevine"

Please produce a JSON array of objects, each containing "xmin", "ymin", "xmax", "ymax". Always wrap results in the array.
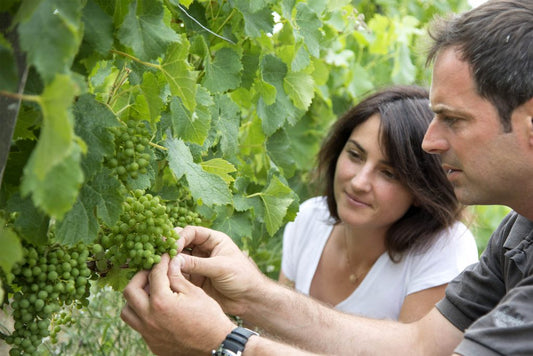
[{"xmin": 0, "ymin": 0, "xmax": 468, "ymax": 354}]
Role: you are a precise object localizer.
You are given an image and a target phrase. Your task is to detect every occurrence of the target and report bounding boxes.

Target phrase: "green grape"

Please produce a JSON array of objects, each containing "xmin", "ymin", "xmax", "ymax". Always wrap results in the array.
[
  {"xmin": 5, "ymin": 241, "xmax": 92, "ymax": 355},
  {"xmin": 104, "ymin": 119, "xmax": 152, "ymax": 184},
  {"xmin": 97, "ymin": 189, "xmax": 180, "ymax": 276}
]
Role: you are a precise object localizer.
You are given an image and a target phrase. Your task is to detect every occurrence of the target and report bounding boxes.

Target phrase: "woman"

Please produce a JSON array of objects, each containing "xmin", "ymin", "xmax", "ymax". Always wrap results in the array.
[{"xmin": 279, "ymin": 85, "xmax": 478, "ymax": 322}]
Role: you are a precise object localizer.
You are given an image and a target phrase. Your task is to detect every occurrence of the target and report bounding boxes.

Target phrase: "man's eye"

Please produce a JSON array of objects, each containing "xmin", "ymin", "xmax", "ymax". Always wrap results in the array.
[{"xmin": 444, "ymin": 116, "xmax": 460, "ymax": 126}]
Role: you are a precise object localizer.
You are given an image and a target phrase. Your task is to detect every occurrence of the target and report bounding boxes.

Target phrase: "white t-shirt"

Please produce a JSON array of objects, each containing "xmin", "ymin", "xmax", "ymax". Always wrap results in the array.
[{"xmin": 281, "ymin": 196, "xmax": 479, "ymax": 320}]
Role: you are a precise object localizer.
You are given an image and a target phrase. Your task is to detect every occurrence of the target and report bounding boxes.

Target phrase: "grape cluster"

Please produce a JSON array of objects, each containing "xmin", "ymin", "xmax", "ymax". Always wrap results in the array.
[
  {"xmin": 5, "ymin": 242, "xmax": 92, "ymax": 355},
  {"xmin": 105, "ymin": 119, "xmax": 151, "ymax": 181},
  {"xmin": 98, "ymin": 189, "xmax": 179, "ymax": 273},
  {"xmin": 167, "ymin": 200, "xmax": 203, "ymax": 227}
]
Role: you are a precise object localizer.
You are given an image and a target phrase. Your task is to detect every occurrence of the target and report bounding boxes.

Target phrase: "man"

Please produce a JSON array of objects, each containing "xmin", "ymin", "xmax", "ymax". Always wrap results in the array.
[{"xmin": 121, "ymin": 1, "xmax": 533, "ymax": 355}]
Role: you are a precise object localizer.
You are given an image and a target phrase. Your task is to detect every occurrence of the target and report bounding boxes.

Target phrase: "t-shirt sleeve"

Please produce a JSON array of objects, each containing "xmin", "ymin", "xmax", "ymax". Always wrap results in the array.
[
  {"xmin": 406, "ymin": 222, "xmax": 479, "ymax": 295},
  {"xmin": 436, "ymin": 212, "xmax": 533, "ymax": 355},
  {"xmin": 281, "ymin": 197, "xmax": 321, "ymax": 281},
  {"xmin": 281, "ymin": 214, "xmax": 299, "ymax": 281}
]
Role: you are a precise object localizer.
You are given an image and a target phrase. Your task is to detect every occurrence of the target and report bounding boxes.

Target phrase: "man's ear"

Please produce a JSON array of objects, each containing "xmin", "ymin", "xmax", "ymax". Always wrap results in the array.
[{"xmin": 526, "ymin": 97, "xmax": 533, "ymax": 147}]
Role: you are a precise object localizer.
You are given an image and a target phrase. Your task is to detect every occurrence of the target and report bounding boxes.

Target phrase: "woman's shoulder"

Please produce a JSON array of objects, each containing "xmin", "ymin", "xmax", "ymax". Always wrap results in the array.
[
  {"xmin": 296, "ymin": 196, "xmax": 330, "ymax": 218},
  {"xmin": 428, "ymin": 220, "xmax": 479, "ymax": 257}
]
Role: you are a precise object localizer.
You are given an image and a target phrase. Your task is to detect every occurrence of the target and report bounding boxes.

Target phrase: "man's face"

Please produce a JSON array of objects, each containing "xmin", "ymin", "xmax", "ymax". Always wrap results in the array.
[{"xmin": 422, "ymin": 47, "xmax": 531, "ymax": 209}]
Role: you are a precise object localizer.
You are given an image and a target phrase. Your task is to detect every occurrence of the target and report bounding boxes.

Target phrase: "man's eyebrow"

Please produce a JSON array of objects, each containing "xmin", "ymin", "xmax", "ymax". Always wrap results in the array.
[{"xmin": 429, "ymin": 104, "xmax": 470, "ymax": 117}]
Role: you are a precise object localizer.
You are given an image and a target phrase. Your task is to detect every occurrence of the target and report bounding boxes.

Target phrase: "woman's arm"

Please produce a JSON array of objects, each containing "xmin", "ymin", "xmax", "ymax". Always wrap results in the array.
[{"xmin": 398, "ymin": 284, "xmax": 447, "ymax": 322}]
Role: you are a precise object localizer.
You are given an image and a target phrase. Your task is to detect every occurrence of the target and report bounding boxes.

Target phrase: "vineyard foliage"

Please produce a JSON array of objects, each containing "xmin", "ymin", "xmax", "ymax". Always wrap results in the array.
[{"xmin": 1, "ymin": 0, "xmax": 468, "ymax": 334}]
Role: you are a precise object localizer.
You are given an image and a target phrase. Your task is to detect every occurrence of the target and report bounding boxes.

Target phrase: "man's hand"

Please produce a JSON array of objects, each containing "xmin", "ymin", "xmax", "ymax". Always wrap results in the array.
[
  {"xmin": 174, "ymin": 225, "xmax": 273, "ymax": 316},
  {"xmin": 121, "ymin": 253, "xmax": 235, "ymax": 356}
]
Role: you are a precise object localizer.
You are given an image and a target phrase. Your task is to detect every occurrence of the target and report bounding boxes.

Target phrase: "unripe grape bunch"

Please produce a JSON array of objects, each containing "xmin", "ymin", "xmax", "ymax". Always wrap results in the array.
[
  {"xmin": 4, "ymin": 242, "xmax": 92, "ymax": 356},
  {"xmin": 95, "ymin": 189, "xmax": 179, "ymax": 275},
  {"xmin": 105, "ymin": 119, "xmax": 151, "ymax": 182}
]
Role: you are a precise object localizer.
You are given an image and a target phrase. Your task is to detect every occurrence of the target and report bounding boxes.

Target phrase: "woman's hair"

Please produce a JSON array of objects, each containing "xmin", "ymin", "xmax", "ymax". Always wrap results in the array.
[
  {"xmin": 426, "ymin": 0, "xmax": 533, "ymax": 132},
  {"xmin": 316, "ymin": 85, "xmax": 462, "ymax": 260}
]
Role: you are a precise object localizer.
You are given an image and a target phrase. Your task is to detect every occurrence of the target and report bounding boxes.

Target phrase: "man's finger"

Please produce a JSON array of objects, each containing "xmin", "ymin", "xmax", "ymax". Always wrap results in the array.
[
  {"xmin": 120, "ymin": 303, "xmax": 143, "ymax": 332},
  {"xmin": 123, "ymin": 270, "xmax": 151, "ymax": 312},
  {"xmin": 148, "ymin": 254, "xmax": 171, "ymax": 296},
  {"xmin": 176, "ymin": 253, "xmax": 223, "ymax": 280},
  {"xmin": 168, "ymin": 255, "xmax": 193, "ymax": 294},
  {"xmin": 176, "ymin": 226, "xmax": 225, "ymax": 253}
]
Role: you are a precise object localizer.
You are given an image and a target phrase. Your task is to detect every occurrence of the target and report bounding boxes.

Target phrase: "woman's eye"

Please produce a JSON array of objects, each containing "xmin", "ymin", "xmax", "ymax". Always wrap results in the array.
[
  {"xmin": 382, "ymin": 170, "xmax": 397, "ymax": 180},
  {"xmin": 348, "ymin": 150, "xmax": 362, "ymax": 160}
]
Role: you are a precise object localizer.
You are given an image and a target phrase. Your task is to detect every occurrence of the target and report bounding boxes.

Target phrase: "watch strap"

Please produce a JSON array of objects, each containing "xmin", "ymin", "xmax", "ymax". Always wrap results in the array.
[{"xmin": 213, "ymin": 327, "xmax": 258, "ymax": 355}]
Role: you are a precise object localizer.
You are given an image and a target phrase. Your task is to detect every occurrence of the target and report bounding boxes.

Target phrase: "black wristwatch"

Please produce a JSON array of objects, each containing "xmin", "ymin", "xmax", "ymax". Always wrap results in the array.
[{"xmin": 212, "ymin": 327, "xmax": 258, "ymax": 356}]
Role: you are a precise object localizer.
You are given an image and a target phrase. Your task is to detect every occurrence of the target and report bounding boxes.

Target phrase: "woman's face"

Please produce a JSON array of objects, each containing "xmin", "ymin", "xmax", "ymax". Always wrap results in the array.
[{"xmin": 333, "ymin": 114, "xmax": 415, "ymax": 230}]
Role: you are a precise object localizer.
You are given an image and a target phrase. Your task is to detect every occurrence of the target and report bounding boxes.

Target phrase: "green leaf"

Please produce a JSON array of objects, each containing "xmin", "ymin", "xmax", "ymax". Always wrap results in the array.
[
  {"xmin": 213, "ymin": 94, "xmax": 240, "ymax": 156},
  {"xmin": 56, "ymin": 169, "xmax": 123, "ymax": 244},
  {"xmin": 165, "ymin": 137, "xmax": 232, "ymax": 206},
  {"xmin": 118, "ymin": 0, "xmax": 179, "ymax": 60},
  {"xmin": 82, "ymin": 0, "xmax": 114, "ymax": 55},
  {"xmin": 161, "ymin": 39, "xmax": 197, "ymax": 112},
  {"xmin": 266, "ymin": 129, "xmax": 296, "ymax": 177},
  {"xmin": 391, "ymin": 43, "xmax": 416, "ymax": 85},
  {"xmin": 212, "ymin": 211, "xmax": 254, "ymax": 242},
  {"xmin": 203, "ymin": 47, "xmax": 243, "ymax": 93},
  {"xmin": 18, "ymin": 0, "xmax": 84, "ymax": 83},
  {"xmin": 21, "ymin": 142, "xmax": 84, "ymax": 219},
  {"xmin": 0, "ymin": 220, "xmax": 23, "ymax": 275},
  {"xmin": 283, "ymin": 71, "xmax": 315, "ymax": 110},
  {"xmin": 74, "ymin": 94, "xmax": 119, "ymax": 177},
  {"xmin": 96, "ymin": 265, "xmax": 135, "ymax": 291},
  {"xmin": 200, "ymin": 158, "xmax": 236, "ymax": 184},
  {"xmin": 295, "ymin": 3, "xmax": 323, "ymax": 57},
  {"xmin": 7, "ymin": 193, "xmax": 50, "ymax": 246},
  {"xmin": 347, "ymin": 63, "xmax": 374, "ymax": 98},
  {"xmin": 140, "ymin": 71, "xmax": 164, "ymax": 122},
  {"xmin": 260, "ymin": 175, "xmax": 294, "ymax": 235},
  {"xmin": 32, "ymin": 74, "xmax": 79, "ymax": 180},
  {"xmin": 232, "ymin": 0, "xmax": 274, "ymax": 38},
  {"xmin": 169, "ymin": 94, "xmax": 210, "ymax": 146},
  {"xmin": 0, "ymin": 36, "xmax": 18, "ymax": 92},
  {"xmin": 258, "ymin": 55, "xmax": 303, "ymax": 135},
  {"xmin": 254, "ymin": 80, "xmax": 276, "ymax": 105}
]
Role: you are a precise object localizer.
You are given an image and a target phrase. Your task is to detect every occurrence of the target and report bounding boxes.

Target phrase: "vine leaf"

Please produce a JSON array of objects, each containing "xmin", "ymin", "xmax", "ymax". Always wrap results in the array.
[
  {"xmin": 32, "ymin": 74, "xmax": 79, "ymax": 180},
  {"xmin": 82, "ymin": 0, "xmax": 114, "ymax": 55},
  {"xmin": 294, "ymin": 3, "xmax": 323, "ymax": 58},
  {"xmin": 118, "ymin": 0, "xmax": 179, "ymax": 61},
  {"xmin": 169, "ymin": 94, "xmax": 210, "ymax": 146},
  {"xmin": 55, "ymin": 170, "xmax": 123, "ymax": 245},
  {"xmin": 97, "ymin": 265, "xmax": 135, "ymax": 291},
  {"xmin": 165, "ymin": 137, "xmax": 232, "ymax": 206},
  {"xmin": 161, "ymin": 39, "xmax": 197, "ymax": 112},
  {"xmin": 73, "ymin": 94, "xmax": 119, "ymax": 177},
  {"xmin": 283, "ymin": 71, "xmax": 315, "ymax": 110},
  {"xmin": 21, "ymin": 143, "xmax": 84, "ymax": 220},
  {"xmin": 200, "ymin": 158, "xmax": 236, "ymax": 184},
  {"xmin": 260, "ymin": 175, "xmax": 294, "ymax": 236},
  {"xmin": 7, "ymin": 193, "xmax": 50, "ymax": 246},
  {"xmin": 0, "ymin": 35, "xmax": 18, "ymax": 92},
  {"xmin": 258, "ymin": 55, "xmax": 303, "ymax": 136},
  {"xmin": 18, "ymin": 0, "xmax": 84, "ymax": 83},
  {"xmin": 0, "ymin": 218, "xmax": 23, "ymax": 275},
  {"xmin": 232, "ymin": 0, "xmax": 273, "ymax": 38},
  {"xmin": 203, "ymin": 47, "xmax": 243, "ymax": 93},
  {"xmin": 213, "ymin": 94, "xmax": 240, "ymax": 156}
]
